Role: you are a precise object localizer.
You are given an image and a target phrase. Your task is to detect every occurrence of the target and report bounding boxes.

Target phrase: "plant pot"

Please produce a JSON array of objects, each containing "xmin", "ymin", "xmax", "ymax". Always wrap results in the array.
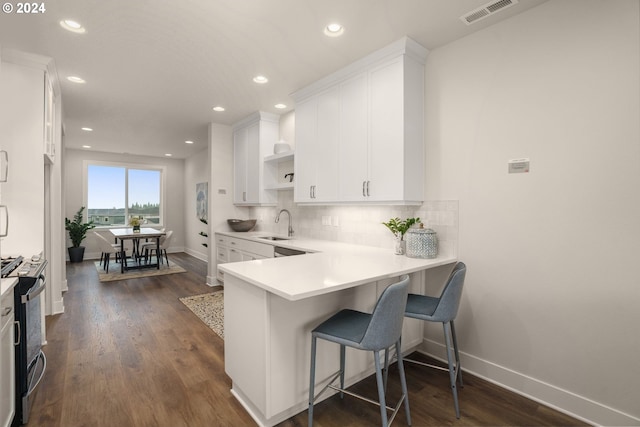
[
  {"xmin": 68, "ymin": 246, "xmax": 86, "ymax": 263},
  {"xmin": 133, "ymin": 225, "xmax": 140, "ymax": 233}
]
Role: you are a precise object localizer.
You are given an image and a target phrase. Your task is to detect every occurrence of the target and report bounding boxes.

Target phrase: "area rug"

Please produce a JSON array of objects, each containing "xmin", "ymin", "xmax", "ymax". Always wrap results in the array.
[
  {"xmin": 179, "ymin": 291, "xmax": 224, "ymax": 339},
  {"xmin": 94, "ymin": 261, "xmax": 186, "ymax": 282}
]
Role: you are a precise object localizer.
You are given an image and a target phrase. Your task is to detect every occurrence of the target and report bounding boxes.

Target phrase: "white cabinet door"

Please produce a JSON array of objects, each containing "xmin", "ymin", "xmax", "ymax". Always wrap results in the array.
[
  {"xmin": 368, "ymin": 57, "xmax": 405, "ymax": 201},
  {"xmin": 233, "ymin": 127, "xmax": 249, "ymax": 204},
  {"xmin": 294, "ymin": 98, "xmax": 316, "ymax": 203},
  {"xmin": 314, "ymin": 86, "xmax": 340, "ymax": 202},
  {"xmin": 338, "ymin": 73, "xmax": 368, "ymax": 201},
  {"xmin": 0, "ymin": 294, "xmax": 15, "ymax": 427},
  {"xmin": 245, "ymin": 121, "xmax": 261, "ymax": 203},
  {"xmin": 43, "ymin": 72, "xmax": 55, "ymax": 163},
  {"xmin": 294, "ymin": 88, "xmax": 341, "ymax": 203},
  {"xmin": 228, "ymin": 247, "xmax": 243, "ymax": 263},
  {"xmin": 232, "ymin": 112, "xmax": 279, "ymax": 206}
]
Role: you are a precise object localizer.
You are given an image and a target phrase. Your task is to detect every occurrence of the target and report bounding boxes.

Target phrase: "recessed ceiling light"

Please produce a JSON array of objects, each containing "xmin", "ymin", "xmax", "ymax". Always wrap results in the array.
[
  {"xmin": 324, "ymin": 23, "xmax": 344, "ymax": 37},
  {"xmin": 81, "ymin": 127, "xmax": 93, "ymax": 131},
  {"xmin": 67, "ymin": 76, "xmax": 86, "ymax": 84},
  {"xmin": 185, "ymin": 140, "xmax": 194, "ymax": 144},
  {"xmin": 274, "ymin": 104, "xmax": 287, "ymax": 109},
  {"xmin": 212, "ymin": 106, "xmax": 225, "ymax": 112},
  {"xmin": 82, "ymin": 145, "xmax": 91, "ymax": 149},
  {"xmin": 253, "ymin": 75, "xmax": 268, "ymax": 84},
  {"xmin": 164, "ymin": 153, "xmax": 173, "ymax": 157},
  {"xmin": 60, "ymin": 19, "xmax": 86, "ymax": 33}
]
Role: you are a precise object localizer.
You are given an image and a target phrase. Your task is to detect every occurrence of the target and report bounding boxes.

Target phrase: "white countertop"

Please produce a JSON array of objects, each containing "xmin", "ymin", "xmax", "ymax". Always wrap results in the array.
[
  {"xmin": 1, "ymin": 277, "xmax": 18, "ymax": 298},
  {"xmin": 217, "ymin": 231, "xmax": 457, "ymax": 301}
]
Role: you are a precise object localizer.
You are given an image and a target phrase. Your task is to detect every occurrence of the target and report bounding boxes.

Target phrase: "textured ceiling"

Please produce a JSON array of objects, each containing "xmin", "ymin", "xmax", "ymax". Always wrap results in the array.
[{"xmin": 0, "ymin": 0, "xmax": 547, "ymax": 158}]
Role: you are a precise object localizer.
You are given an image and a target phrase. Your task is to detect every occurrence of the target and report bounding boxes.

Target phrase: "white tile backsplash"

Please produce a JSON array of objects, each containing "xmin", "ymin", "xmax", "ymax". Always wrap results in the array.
[{"xmin": 248, "ymin": 192, "xmax": 458, "ymax": 258}]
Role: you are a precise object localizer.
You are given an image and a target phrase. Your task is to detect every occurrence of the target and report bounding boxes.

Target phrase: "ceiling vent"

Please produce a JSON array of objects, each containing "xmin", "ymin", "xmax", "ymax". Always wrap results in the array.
[{"xmin": 460, "ymin": 0, "xmax": 518, "ymax": 25}]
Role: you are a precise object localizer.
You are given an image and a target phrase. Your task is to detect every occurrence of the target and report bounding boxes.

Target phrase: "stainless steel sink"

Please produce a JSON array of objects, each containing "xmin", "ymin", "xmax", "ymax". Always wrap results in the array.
[{"xmin": 257, "ymin": 236, "xmax": 290, "ymax": 241}]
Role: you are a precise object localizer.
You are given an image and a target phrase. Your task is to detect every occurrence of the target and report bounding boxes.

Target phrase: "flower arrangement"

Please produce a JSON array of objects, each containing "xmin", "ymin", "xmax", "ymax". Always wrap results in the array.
[
  {"xmin": 382, "ymin": 217, "xmax": 421, "ymax": 240},
  {"xmin": 129, "ymin": 216, "xmax": 142, "ymax": 227}
]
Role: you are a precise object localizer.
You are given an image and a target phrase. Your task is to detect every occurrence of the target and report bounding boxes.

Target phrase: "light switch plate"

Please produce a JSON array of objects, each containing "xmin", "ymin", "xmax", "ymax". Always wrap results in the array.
[{"xmin": 508, "ymin": 158, "xmax": 530, "ymax": 173}]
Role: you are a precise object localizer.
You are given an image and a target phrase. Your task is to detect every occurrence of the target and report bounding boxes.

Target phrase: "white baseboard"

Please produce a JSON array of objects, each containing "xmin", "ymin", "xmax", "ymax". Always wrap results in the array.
[
  {"xmin": 52, "ymin": 296, "xmax": 65, "ymax": 315},
  {"xmin": 418, "ymin": 339, "xmax": 639, "ymax": 426},
  {"xmin": 184, "ymin": 247, "xmax": 208, "ymax": 262},
  {"xmin": 206, "ymin": 275, "xmax": 218, "ymax": 287}
]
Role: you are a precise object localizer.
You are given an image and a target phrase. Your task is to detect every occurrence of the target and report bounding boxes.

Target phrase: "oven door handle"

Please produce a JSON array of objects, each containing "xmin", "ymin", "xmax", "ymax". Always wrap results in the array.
[
  {"xmin": 27, "ymin": 350, "xmax": 47, "ymax": 398},
  {"xmin": 21, "ymin": 274, "xmax": 46, "ymax": 304}
]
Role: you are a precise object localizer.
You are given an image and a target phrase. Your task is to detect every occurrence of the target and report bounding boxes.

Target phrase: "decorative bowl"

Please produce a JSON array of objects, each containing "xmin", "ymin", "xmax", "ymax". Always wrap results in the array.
[{"xmin": 227, "ymin": 219, "xmax": 257, "ymax": 232}]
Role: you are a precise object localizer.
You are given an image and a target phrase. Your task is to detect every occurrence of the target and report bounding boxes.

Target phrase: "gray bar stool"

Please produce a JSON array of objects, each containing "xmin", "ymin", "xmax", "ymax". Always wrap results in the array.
[
  {"xmin": 404, "ymin": 262, "xmax": 467, "ymax": 418},
  {"xmin": 308, "ymin": 275, "xmax": 412, "ymax": 427}
]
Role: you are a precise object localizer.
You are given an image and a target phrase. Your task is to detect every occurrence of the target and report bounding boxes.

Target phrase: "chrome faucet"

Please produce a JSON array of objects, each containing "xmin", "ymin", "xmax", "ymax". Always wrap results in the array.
[{"xmin": 275, "ymin": 209, "xmax": 294, "ymax": 237}]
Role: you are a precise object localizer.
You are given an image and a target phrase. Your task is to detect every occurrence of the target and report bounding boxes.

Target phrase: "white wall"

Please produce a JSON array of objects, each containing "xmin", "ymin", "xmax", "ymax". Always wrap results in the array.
[
  {"xmin": 208, "ymin": 122, "xmax": 248, "ymax": 284},
  {"xmin": 423, "ymin": 0, "xmax": 639, "ymax": 424},
  {"xmin": 184, "ymin": 147, "xmax": 209, "ymax": 261},
  {"xmin": 63, "ymin": 149, "xmax": 186, "ymax": 259}
]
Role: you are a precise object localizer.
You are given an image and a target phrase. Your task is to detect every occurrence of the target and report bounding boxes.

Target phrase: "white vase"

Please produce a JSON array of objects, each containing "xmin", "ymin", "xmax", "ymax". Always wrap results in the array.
[{"xmin": 394, "ymin": 235, "xmax": 405, "ymax": 255}]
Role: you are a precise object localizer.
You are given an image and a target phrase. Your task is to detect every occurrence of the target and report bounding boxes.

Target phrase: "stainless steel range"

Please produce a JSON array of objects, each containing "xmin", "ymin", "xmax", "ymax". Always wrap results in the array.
[{"xmin": 1, "ymin": 255, "xmax": 47, "ymax": 425}]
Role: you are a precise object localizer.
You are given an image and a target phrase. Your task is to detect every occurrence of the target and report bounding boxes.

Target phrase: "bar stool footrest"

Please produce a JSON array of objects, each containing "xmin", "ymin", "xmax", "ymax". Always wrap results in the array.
[{"xmin": 311, "ymin": 370, "xmax": 407, "ymax": 426}]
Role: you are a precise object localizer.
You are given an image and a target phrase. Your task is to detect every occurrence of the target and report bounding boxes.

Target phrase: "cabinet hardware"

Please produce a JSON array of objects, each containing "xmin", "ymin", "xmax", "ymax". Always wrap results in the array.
[
  {"xmin": 366, "ymin": 181, "xmax": 370, "ymax": 197},
  {"xmin": 14, "ymin": 321, "xmax": 20, "ymax": 345},
  {"xmin": 362, "ymin": 181, "xmax": 366, "ymax": 197},
  {"xmin": 1, "ymin": 306, "xmax": 12, "ymax": 317},
  {"xmin": 0, "ymin": 205, "xmax": 8, "ymax": 237},
  {"xmin": 0, "ymin": 150, "xmax": 7, "ymax": 182}
]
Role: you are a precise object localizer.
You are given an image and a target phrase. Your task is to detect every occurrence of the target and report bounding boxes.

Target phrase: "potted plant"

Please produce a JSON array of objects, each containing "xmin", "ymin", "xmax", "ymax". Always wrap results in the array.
[
  {"xmin": 382, "ymin": 217, "xmax": 420, "ymax": 254},
  {"xmin": 65, "ymin": 206, "xmax": 95, "ymax": 262}
]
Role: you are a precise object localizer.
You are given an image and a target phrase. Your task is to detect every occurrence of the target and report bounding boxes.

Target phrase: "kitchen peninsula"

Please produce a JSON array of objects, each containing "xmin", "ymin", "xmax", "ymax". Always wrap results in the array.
[{"xmin": 218, "ymin": 235, "xmax": 456, "ymax": 426}]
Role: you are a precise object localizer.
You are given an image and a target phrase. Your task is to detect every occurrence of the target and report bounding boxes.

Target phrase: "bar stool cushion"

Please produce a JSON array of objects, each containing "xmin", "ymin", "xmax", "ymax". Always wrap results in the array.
[{"xmin": 312, "ymin": 309, "xmax": 370, "ymax": 347}]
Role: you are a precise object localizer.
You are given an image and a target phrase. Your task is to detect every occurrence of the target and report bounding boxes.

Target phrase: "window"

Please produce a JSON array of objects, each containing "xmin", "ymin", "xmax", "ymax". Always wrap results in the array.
[{"xmin": 86, "ymin": 162, "xmax": 164, "ymax": 226}]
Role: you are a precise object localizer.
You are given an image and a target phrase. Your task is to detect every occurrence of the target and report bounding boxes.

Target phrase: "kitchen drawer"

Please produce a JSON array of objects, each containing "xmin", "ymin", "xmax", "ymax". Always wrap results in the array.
[
  {"xmin": 234, "ymin": 239, "xmax": 273, "ymax": 258},
  {"xmin": 216, "ymin": 234, "xmax": 231, "ymax": 247},
  {"xmin": 216, "ymin": 234, "xmax": 274, "ymax": 259},
  {"xmin": 0, "ymin": 292, "xmax": 13, "ymax": 331},
  {"xmin": 217, "ymin": 247, "xmax": 229, "ymax": 263}
]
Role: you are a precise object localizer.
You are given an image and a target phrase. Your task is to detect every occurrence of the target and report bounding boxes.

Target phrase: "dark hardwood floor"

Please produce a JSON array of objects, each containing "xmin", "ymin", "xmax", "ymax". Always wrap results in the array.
[{"xmin": 28, "ymin": 253, "xmax": 586, "ymax": 427}]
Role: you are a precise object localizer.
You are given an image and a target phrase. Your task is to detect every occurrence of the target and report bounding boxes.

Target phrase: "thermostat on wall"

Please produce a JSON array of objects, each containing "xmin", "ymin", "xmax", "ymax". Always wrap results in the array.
[{"xmin": 508, "ymin": 158, "xmax": 530, "ymax": 174}]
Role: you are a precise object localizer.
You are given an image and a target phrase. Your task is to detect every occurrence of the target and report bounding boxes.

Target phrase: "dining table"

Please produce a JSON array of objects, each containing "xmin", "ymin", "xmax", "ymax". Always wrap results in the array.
[{"xmin": 109, "ymin": 227, "xmax": 166, "ymax": 273}]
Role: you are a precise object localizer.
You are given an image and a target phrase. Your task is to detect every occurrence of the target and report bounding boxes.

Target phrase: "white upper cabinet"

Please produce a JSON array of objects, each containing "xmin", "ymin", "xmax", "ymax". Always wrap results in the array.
[
  {"xmin": 232, "ymin": 112, "xmax": 279, "ymax": 206},
  {"xmin": 43, "ymin": 71, "xmax": 56, "ymax": 163},
  {"xmin": 292, "ymin": 37, "xmax": 428, "ymax": 205},
  {"xmin": 337, "ymin": 73, "xmax": 368, "ymax": 201},
  {"xmin": 294, "ymin": 86, "xmax": 341, "ymax": 203}
]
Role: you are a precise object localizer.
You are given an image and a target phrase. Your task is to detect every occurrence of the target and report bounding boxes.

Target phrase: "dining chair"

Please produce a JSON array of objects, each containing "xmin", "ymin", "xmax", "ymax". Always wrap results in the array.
[
  {"xmin": 308, "ymin": 275, "xmax": 411, "ymax": 427},
  {"xmin": 94, "ymin": 231, "xmax": 126, "ymax": 273},
  {"xmin": 404, "ymin": 261, "xmax": 467, "ymax": 418},
  {"xmin": 141, "ymin": 230, "xmax": 173, "ymax": 266}
]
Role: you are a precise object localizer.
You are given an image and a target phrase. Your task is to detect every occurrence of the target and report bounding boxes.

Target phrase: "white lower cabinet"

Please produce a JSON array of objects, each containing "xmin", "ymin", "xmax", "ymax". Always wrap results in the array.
[
  {"xmin": 224, "ymin": 271, "xmax": 424, "ymax": 426},
  {"xmin": 215, "ymin": 234, "xmax": 274, "ymax": 282},
  {"xmin": 0, "ymin": 283, "xmax": 16, "ymax": 427}
]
